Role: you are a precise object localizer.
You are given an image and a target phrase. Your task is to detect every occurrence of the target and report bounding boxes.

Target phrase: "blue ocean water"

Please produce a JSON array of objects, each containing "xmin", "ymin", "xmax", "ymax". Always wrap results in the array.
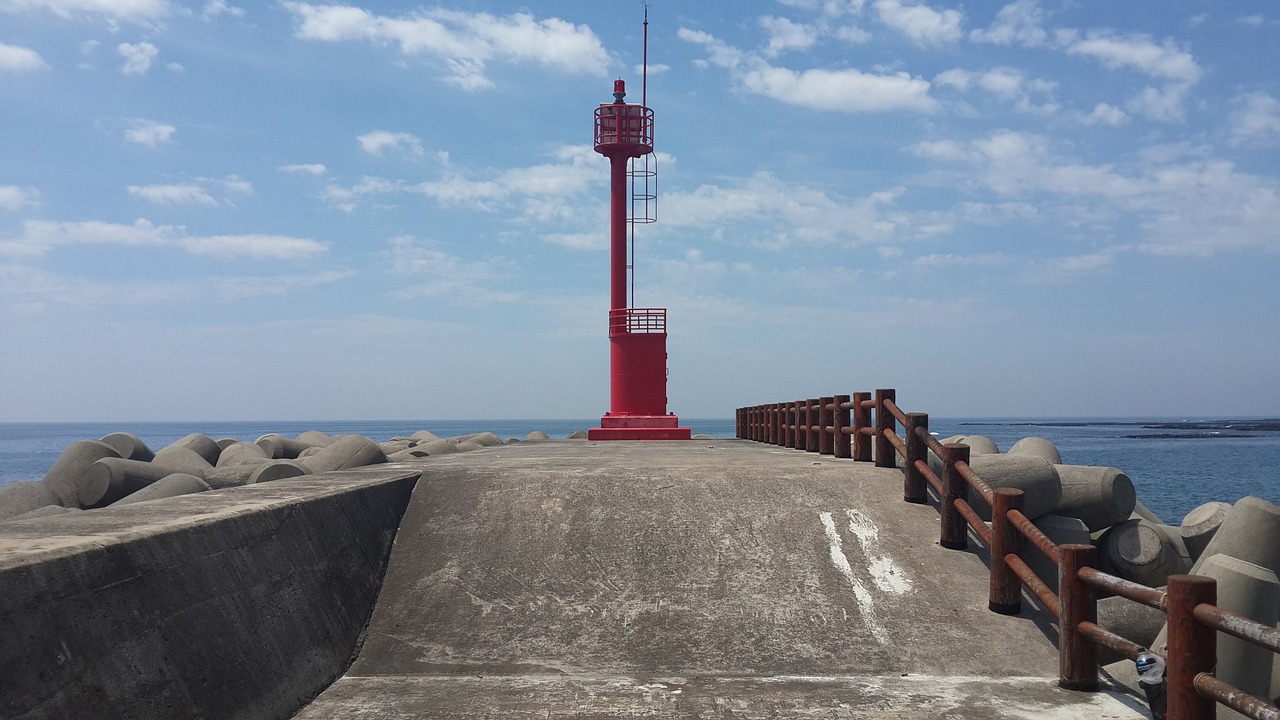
[{"xmin": 2, "ymin": 417, "xmax": 1276, "ymax": 524}]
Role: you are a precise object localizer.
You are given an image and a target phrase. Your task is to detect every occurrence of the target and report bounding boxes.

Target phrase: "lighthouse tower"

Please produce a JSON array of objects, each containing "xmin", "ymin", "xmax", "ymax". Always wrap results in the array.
[{"xmin": 586, "ymin": 76, "xmax": 691, "ymax": 441}]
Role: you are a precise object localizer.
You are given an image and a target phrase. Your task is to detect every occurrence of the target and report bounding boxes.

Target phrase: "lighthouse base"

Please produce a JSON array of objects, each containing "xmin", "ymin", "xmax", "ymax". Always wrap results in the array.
[{"xmin": 588, "ymin": 415, "xmax": 692, "ymax": 441}]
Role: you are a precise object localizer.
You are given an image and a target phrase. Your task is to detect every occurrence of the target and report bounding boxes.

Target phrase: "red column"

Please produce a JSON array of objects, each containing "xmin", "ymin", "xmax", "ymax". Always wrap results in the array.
[{"xmin": 609, "ymin": 154, "xmax": 628, "ymax": 313}]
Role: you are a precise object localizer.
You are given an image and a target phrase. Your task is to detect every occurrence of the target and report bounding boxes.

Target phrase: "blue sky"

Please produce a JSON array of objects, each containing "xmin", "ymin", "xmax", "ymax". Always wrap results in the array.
[{"xmin": 1, "ymin": 0, "xmax": 1278, "ymax": 422}]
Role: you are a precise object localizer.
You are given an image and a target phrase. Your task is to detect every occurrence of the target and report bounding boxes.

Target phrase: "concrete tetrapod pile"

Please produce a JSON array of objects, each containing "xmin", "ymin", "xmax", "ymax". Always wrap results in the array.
[
  {"xmin": 929, "ymin": 434, "xmax": 1280, "ymax": 712},
  {"xmin": 0, "ymin": 427, "xmax": 588, "ymax": 523}
]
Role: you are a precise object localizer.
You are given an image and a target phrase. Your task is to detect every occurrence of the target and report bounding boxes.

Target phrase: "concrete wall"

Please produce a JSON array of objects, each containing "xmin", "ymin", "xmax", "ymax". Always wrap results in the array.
[{"xmin": 0, "ymin": 466, "xmax": 420, "ymax": 720}]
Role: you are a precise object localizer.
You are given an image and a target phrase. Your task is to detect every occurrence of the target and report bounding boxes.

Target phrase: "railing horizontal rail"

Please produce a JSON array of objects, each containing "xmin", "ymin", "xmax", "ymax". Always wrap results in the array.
[
  {"xmin": 1194, "ymin": 674, "xmax": 1280, "ymax": 720},
  {"xmin": 1008, "ymin": 508, "xmax": 1061, "ymax": 566},
  {"xmin": 956, "ymin": 460, "xmax": 994, "ymax": 504},
  {"xmin": 1078, "ymin": 567, "xmax": 1165, "ymax": 609},
  {"xmin": 955, "ymin": 497, "xmax": 992, "ymax": 546},
  {"xmin": 882, "ymin": 397, "xmax": 908, "ymax": 426},
  {"xmin": 1194, "ymin": 604, "xmax": 1280, "ymax": 654},
  {"xmin": 1078, "ymin": 620, "xmax": 1144, "ymax": 660},
  {"xmin": 886, "ymin": 430, "xmax": 906, "ymax": 457},
  {"xmin": 1006, "ymin": 553, "xmax": 1061, "ymax": 617},
  {"xmin": 918, "ymin": 460, "xmax": 943, "ymax": 498}
]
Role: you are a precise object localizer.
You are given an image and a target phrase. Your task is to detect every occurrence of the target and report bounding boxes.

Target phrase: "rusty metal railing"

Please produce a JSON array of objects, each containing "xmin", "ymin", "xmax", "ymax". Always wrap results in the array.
[
  {"xmin": 608, "ymin": 307, "xmax": 666, "ymax": 337},
  {"xmin": 736, "ymin": 392, "xmax": 1280, "ymax": 720}
]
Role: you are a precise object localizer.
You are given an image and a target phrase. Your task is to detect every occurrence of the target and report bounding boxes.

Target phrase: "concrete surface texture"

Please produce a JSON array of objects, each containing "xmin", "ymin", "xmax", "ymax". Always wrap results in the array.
[
  {"xmin": 296, "ymin": 440, "xmax": 1148, "ymax": 719},
  {"xmin": 0, "ymin": 466, "xmax": 420, "ymax": 720}
]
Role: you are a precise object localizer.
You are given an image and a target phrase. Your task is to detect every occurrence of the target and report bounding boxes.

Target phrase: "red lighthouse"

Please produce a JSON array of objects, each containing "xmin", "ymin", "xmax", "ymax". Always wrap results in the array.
[{"xmin": 587, "ymin": 76, "xmax": 691, "ymax": 441}]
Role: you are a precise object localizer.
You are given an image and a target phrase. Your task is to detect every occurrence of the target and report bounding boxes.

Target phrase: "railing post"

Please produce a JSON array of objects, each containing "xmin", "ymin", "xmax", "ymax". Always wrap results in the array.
[
  {"xmin": 874, "ymin": 388, "xmax": 896, "ymax": 468},
  {"xmin": 783, "ymin": 399, "xmax": 793, "ymax": 445},
  {"xmin": 797, "ymin": 399, "xmax": 808, "ymax": 450},
  {"xmin": 940, "ymin": 442, "xmax": 969, "ymax": 550},
  {"xmin": 818, "ymin": 396, "xmax": 834, "ymax": 455},
  {"xmin": 1166, "ymin": 574, "xmax": 1217, "ymax": 720},
  {"xmin": 806, "ymin": 398, "xmax": 820, "ymax": 452},
  {"xmin": 772, "ymin": 403, "xmax": 783, "ymax": 445},
  {"xmin": 852, "ymin": 392, "xmax": 872, "ymax": 462},
  {"xmin": 989, "ymin": 488, "xmax": 1025, "ymax": 615},
  {"xmin": 789, "ymin": 400, "xmax": 799, "ymax": 449},
  {"xmin": 834, "ymin": 395, "xmax": 851, "ymax": 459},
  {"xmin": 775, "ymin": 403, "xmax": 786, "ymax": 446},
  {"xmin": 903, "ymin": 412, "xmax": 929, "ymax": 503},
  {"xmin": 1058, "ymin": 543, "xmax": 1099, "ymax": 691}
]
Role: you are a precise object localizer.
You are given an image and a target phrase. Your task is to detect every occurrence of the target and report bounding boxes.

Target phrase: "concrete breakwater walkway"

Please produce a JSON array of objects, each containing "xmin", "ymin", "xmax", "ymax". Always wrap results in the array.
[{"xmin": 294, "ymin": 440, "xmax": 1146, "ymax": 719}]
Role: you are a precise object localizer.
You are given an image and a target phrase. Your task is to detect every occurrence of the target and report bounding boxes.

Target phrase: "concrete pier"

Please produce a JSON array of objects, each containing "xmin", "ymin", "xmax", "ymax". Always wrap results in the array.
[
  {"xmin": 293, "ymin": 441, "xmax": 1145, "ymax": 719},
  {"xmin": 0, "ymin": 467, "xmax": 418, "ymax": 720}
]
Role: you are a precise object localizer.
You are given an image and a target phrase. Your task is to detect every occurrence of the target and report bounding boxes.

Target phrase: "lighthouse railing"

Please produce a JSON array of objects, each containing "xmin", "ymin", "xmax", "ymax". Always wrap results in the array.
[
  {"xmin": 608, "ymin": 307, "xmax": 666, "ymax": 337},
  {"xmin": 595, "ymin": 104, "xmax": 654, "ymax": 149}
]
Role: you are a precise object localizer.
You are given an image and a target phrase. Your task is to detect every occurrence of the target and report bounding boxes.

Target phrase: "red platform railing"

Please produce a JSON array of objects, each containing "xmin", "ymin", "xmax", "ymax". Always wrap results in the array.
[
  {"xmin": 735, "ymin": 391, "xmax": 1280, "ymax": 720},
  {"xmin": 594, "ymin": 104, "xmax": 654, "ymax": 150},
  {"xmin": 608, "ymin": 307, "xmax": 666, "ymax": 337}
]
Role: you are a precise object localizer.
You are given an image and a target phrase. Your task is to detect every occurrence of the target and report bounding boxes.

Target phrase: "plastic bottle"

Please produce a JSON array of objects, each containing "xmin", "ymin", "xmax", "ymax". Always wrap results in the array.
[{"xmin": 1135, "ymin": 650, "xmax": 1167, "ymax": 720}]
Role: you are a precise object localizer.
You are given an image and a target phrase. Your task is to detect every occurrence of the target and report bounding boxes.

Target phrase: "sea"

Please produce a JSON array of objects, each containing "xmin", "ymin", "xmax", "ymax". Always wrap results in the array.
[{"xmin": 2, "ymin": 417, "xmax": 1277, "ymax": 525}]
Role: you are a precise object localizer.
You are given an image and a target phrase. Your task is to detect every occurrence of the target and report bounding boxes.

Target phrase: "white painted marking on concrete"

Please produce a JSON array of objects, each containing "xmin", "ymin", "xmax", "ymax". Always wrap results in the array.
[
  {"xmin": 845, "ymin": 508, "xmax": 913, "ymax": 595},
  {"xmin": 819, "ymin": 511, "xmax": 889, "ymax": 643}
]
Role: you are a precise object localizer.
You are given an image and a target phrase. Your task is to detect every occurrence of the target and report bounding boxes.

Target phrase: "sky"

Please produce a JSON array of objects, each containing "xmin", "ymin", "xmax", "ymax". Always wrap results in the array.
[{"xmin": 1, "ymin": 0, "xmax": 1278, "ymax": 422}]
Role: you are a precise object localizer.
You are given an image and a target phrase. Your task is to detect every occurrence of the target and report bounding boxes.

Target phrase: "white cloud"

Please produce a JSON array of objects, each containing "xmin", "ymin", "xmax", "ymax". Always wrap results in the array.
[
  {"xmin": 676, "ymin": 27, "xmax": 747, "ymax": 70},
  {"xmin": 0, "ymin": 218, "xmax": 327, "ymax": 260},
  {"xmin": 0, "ymin": 0, "xmax": 169, "ymax": 23},
  {"xmin": 124, "ymin": 119, "xmax": 175, "ymax": 147},
  {"xmin": 759, "ymin": 15, "xmax": 818, "ymax": 57},
  {"xmin": 661, "ymin": 172, "xmax": 915, "ymax": 249},
  {"xmin": 278, "ymin": 163, "xmax": 327, "ymax": 175},
  {"xmin": 0, "ymin": 264, "xmax": 350, "ymax": 309},
  {"xmin": 909, "ymin": 129, "xmax": 1280, "ymax": 256},
  {"xmin": 1080, "ymin": 102, "xmax": 1127, "ymax": 127},
  {"xmin": 385, "ymin": 235, "xmax": 517, "ymax": 304},
  {"xmin": 934, "ymin": 67, "xmax": 972, "ymax": 91},
  {"xmin": 970, "ymin": 0, "xmax": 1046, "ymax": 47},
  {"xmin": 117, "ymin": 41, "xmax": 157, "ymax": 74},
  {"xmin": 282, "ymin": 3, "xmax": 607, "ymax": 91},
  {"xmin": 496, "ymin": 145, "xmax": 601, "ymax": 196},
  {"xmin": 322, "ymin": 176, "xmax": 401, "ymax": 213},
  {"xmin": 1126, "ymin": 83, "xmax": 1192, "ymax": 123},
  {"xmin": 357, "ymin": 130, "xmax": 423, "ymax": 158},
  {"xmin": 832, "ymin": 25, "xmax": 871, "ymax": 43},
  {"xmin": 1034, "ymin": 252, "xmax": 1114, "ymax": 277},
  {"xmin": 539, "ymin": 232, "xmax": 603, "ymax": 251},
  {"xmin": 0, "ymin": 42, "xmax": 48, "ymax": 72},
  {"xmin": 937, "ymin": 66, "xmax": 1055, "ymax": 106},
  {"xmin": 873, "ymin": 0, "xmax": 964, "ymax": 46},
  {"xmin": 128, "ymin": 183, "xmax": 216, "ymax": 206},
  {"xmin": 1228, "ymin": 92, "xmax": 1280, "ymax": 147},
  {"xmin": 680, "ymin": 26, "xmax": 936, "ymax": 114},
  {"xmin": 201, "ymin": 0, "xmax": 242, "ymax": 20},
  {"xmin": 0, "ymin": 186, "xmax": 40, "ymax": 211},
  {"xmin": 182, "ymin": 234, "xmax": 326, "ymax": 259},
  {"xmin": 324, "ymin": 144, "xmax": 603, "ymax": 215},
  {"xmin": 1062, "ymin": 32, "xmax": 1201, "ymax": 84},
  {"xmin": 126, "ymin": 177, "xmax": 250, "ymax": 206},
  {"xmin": 742, "ymin": 65, "xmax": 938, "ymax": 113},
  {"xmin": 412, "ymin": 175, "xmax": 505, "ymax": 209}
]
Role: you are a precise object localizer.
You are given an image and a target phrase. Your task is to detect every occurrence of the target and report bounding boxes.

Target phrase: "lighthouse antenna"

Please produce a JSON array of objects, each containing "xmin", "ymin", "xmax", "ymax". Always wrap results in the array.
[{"xmin": 642, "ymin": 3, "xmax": 648, "ymax": 108}]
